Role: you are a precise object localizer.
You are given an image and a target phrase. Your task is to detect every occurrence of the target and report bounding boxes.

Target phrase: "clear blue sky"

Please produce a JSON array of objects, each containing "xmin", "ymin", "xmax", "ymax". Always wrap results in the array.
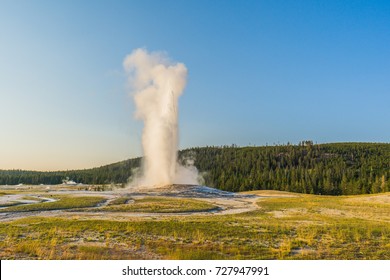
[{"xmin": 1, "ymin": 0, "xmax": 389, "ymax": 171}]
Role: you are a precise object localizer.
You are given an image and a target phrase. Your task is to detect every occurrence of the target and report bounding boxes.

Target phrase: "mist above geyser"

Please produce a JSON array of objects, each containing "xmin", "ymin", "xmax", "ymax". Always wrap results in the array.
[{"xmin": 123, "ymin": 48, "xmax": 199, "ymax": 188}]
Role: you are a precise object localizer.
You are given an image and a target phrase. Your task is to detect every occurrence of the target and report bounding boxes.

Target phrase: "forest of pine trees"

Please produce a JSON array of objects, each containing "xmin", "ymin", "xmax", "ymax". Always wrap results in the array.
[{"xmin": 1, "ymin": 142, "xmax": 389, "ymax": 195}]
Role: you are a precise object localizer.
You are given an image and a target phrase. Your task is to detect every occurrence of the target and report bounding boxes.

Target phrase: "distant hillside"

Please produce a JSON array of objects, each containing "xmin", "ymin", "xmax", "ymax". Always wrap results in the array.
[
  {"xmin": 1, "ymin": 142, "xmax": 390, "ymax": 195},
  {"xmin": 188, "ymin": 142, "xmax": 390, "ymax": 195}
]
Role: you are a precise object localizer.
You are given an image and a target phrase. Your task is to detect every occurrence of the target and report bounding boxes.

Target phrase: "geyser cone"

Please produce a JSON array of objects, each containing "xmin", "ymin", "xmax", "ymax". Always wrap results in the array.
[{"xmin": 128, "ymin": 184, "xmax": 242, "ymax": 199}]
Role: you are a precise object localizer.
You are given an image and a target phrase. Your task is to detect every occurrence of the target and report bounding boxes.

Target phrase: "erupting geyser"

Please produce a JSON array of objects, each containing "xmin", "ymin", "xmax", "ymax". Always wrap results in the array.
[{"xmin": 124, "ymin": 48, "xmax": 199, "ymax": 188}]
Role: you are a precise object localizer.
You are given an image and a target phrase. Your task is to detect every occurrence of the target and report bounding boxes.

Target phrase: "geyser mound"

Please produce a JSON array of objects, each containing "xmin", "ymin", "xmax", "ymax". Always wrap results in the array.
[
  {"xmin": 124, "ymin": 48, "xmax": 200, "ymax": 188},
  {"xmin": 127, "ymin": 184, "xmax": 252, "ymax": 199}
]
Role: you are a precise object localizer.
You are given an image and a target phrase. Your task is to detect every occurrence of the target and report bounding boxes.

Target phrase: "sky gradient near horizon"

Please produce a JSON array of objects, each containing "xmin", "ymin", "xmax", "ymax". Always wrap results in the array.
[{"xmin": 1, "ymin": 0, "xmax": 389, "ymax": 171}]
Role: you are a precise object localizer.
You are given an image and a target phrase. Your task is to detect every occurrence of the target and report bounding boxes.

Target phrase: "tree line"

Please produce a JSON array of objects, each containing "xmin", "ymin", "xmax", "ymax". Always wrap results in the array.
[{"xmin": 1, "ymin": 142, "xmax": 389, "ymax": 195}]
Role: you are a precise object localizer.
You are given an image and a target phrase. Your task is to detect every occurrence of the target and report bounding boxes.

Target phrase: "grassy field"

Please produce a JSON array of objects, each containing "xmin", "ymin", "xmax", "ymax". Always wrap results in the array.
[
  {"xmin": 86, "ymin": 197, "xmax": 219, "ymax": 213},
  {"xmin": 0, "ymin": 191, "xmax": 389, "ymax": 260},
  {"xmin": 0, "ymin": 195, "xmax": 106, "ymax": 212}
]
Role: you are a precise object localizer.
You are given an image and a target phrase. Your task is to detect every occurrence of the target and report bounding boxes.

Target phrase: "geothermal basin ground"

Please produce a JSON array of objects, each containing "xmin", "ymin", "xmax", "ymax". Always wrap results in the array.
[
  {"xmin": 0, "ymin": 184, "xmax": 261, "ymax": 221},
  {"xmin": 0, "ymin": 184, "xmax": 389, "ymax": 260}
]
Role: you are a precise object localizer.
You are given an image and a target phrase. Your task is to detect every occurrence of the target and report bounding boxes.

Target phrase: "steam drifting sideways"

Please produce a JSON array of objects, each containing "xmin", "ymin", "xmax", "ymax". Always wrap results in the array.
[{"xmin": 123, "ymin": 48, "xmax": 199, "ymax": 188}]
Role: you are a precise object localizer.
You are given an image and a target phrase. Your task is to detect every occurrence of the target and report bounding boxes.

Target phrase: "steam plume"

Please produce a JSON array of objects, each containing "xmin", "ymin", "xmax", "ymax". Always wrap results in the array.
[{"xmin": 123, "ymin": 48, "xmax": 199, "ymax": 187}]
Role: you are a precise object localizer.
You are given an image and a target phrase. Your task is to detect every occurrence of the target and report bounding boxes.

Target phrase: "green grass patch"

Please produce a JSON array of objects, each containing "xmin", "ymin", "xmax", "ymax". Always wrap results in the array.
[
  {"xmin": 20, "ymin": 196, "xmax": 46, "ymax": 202},
  {"xmin": 0, "ymin": 201, "xmax": 25, "ymax": 208},
  {"xmin": 96, "ymin": 197, "xmax": 218, "ymax": 213},
  {"xmin": 108, "ymin": 197, "xmax": 130, "ymax": 205},
  {"xmin": 0, "ymin": 196, "xmax": 106, "ymax": 212}
]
